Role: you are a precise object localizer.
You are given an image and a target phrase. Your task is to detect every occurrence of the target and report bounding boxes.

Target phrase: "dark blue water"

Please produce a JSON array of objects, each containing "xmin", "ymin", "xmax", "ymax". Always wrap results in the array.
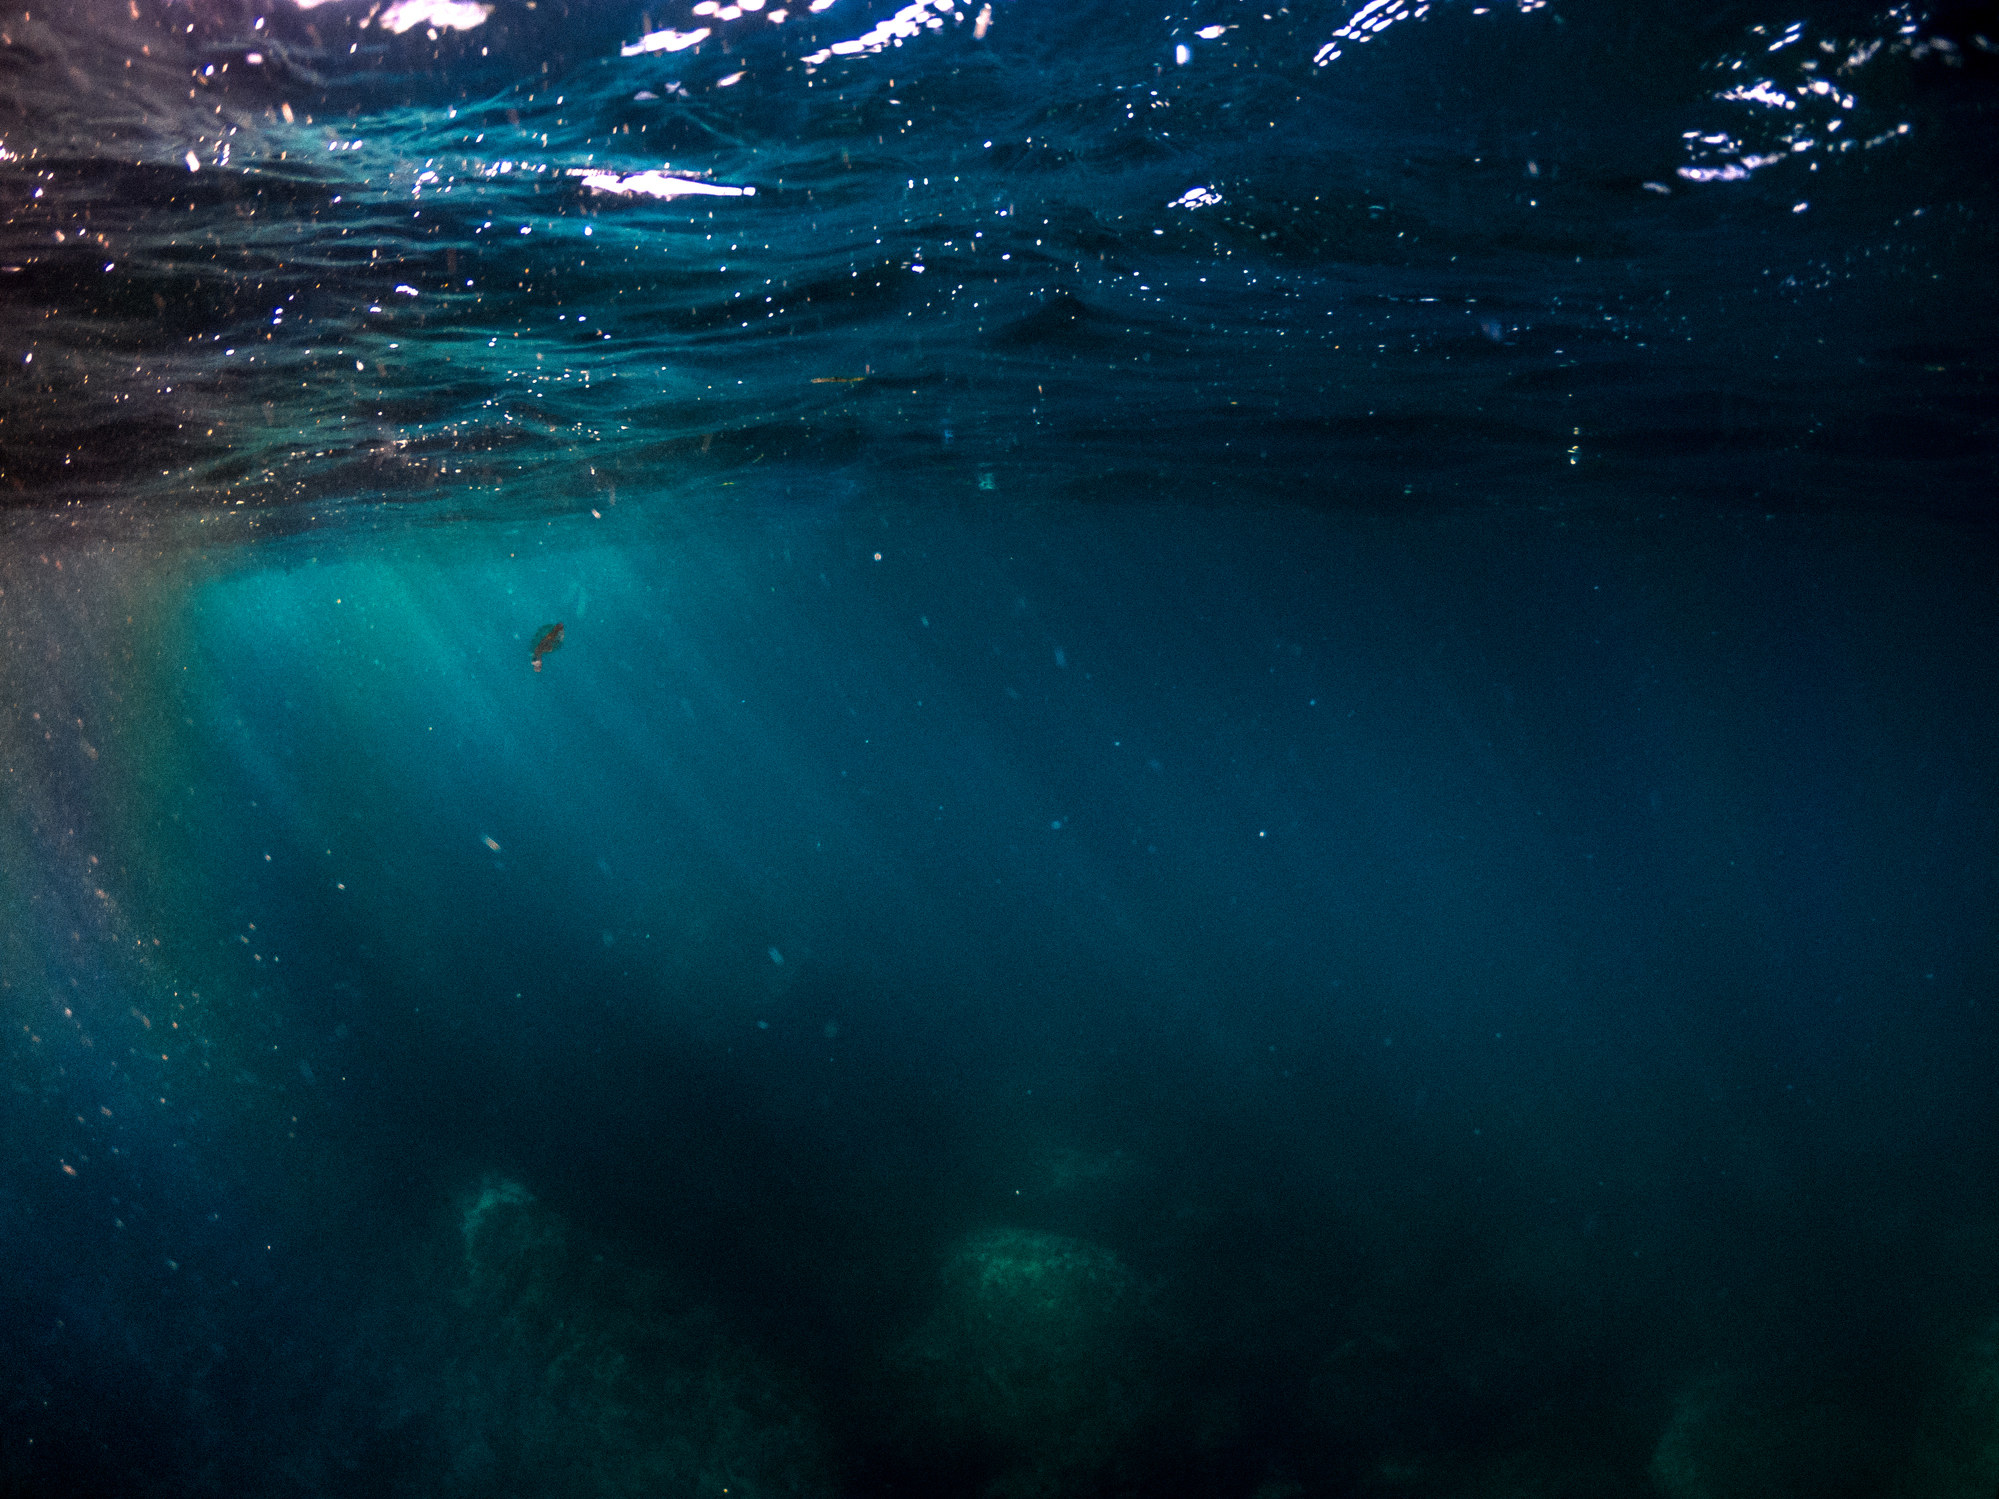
[{"xmin": 2, "ymin": 0, "xmax": 1997, "ymax": 1494}]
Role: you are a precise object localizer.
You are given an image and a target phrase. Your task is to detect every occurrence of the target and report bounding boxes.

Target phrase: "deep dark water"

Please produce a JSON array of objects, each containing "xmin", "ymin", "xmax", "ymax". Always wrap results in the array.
[
  {"xmin": 4, "ymin": 0, "xmax": 1999, "ymax": 1494},
  {"xmin": 6, "ymin": 502, "xmax": 1998, "ymax": 1496}
]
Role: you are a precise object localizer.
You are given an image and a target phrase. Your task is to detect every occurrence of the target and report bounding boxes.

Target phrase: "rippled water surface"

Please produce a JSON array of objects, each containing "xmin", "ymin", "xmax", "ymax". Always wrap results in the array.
[
  {"xmin": 4, "ymin": 0, "xmax": 1994, "ymax": 520},
  {"xmin": 2, "ymin": 0, "xmax": 1997, "ymax": 1495}
]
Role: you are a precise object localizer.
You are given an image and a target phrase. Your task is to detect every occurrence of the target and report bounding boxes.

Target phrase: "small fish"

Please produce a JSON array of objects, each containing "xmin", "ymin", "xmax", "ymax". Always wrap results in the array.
[{"xmin": 531, "ymin": 621, "xmax": 565, "ymax": 672}]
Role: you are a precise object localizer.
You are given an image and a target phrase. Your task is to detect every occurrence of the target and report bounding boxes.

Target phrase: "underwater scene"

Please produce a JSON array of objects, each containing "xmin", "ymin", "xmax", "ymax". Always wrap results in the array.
[{"xmin": 1, "ymin": 0, "xmax": 1996, "ymax": 1493}]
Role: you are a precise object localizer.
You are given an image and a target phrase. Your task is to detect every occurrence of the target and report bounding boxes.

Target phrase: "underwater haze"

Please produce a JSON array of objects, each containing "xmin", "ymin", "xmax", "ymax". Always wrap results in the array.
[{"xmin": 2, "ymin": 0, "xmax": 1997, "ymax": 1494}]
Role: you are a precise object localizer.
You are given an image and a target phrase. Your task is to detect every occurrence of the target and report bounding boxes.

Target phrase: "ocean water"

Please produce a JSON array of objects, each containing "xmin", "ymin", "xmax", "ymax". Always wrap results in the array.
[{"xmin": 2, "ymin": 0, "xmax": 1997, "ymax": 1494}]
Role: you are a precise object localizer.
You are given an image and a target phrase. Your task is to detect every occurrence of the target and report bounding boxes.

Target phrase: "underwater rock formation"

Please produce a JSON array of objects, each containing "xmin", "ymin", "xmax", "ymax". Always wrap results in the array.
[
  {"xmin": 884, "ymin": 1227, "xmax": 1162, "ymax": 1498},
  {"xmin": 414, "ymin": 1176, "xmax": 830, "ymax": 1499},
  {"xmin": 1647, "ymin": 1367, "xmax": 1883, "ymax": 1499},
  {"xmin": 1895, "ymin": 1314, "xmax": 1999, "ymax": 1498}
]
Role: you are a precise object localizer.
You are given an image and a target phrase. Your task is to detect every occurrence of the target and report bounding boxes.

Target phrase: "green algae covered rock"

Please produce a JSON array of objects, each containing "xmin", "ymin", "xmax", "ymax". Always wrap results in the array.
[
  {"xmin": 1896, "ymin": 1315, "xmax": 1999, "ymax": 1499},
  {"xmin": 426, "ymin": 1176, "xmax": 829, "ymax": 1499},
  {"xmin": 1648, "ymin": 1368, "xmax": 1883, "ymax": 1499},
  {"xmin": 887, "ymin": 1227, "xmax": 1164, "ymax": 1497}
]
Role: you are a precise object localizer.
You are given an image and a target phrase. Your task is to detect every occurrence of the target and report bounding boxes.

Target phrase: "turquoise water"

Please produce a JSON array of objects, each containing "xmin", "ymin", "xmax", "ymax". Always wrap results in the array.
[{"xmin": 2, "ymin": 0, "xmax": 1998, "ymax": 1494}]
